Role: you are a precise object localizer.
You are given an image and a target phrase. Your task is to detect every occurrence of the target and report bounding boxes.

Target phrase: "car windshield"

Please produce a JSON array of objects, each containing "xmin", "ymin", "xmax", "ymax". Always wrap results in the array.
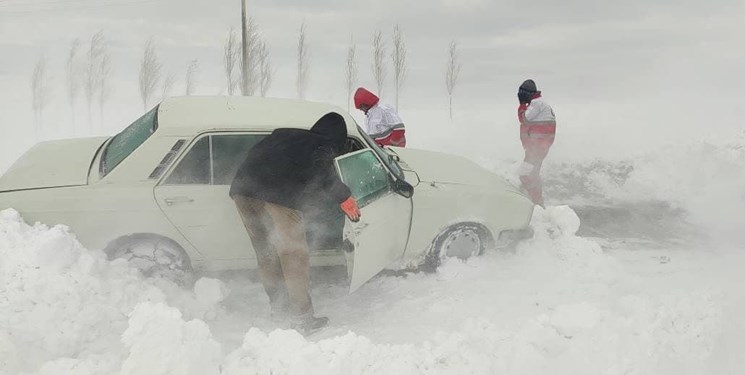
[
  {"xmin": 357, "ymin": 125, "xmax": 405, "ymax": 181},
  {"xmin": 100, "ymin": 107, "xmax": 158, "ymax": 177}
]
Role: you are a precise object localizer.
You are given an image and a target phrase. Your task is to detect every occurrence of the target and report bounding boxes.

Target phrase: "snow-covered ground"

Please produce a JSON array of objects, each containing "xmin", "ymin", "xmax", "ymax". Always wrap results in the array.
[{"xmin": 2, "ymin": 136, "xmax": 745, "ymax": 374}]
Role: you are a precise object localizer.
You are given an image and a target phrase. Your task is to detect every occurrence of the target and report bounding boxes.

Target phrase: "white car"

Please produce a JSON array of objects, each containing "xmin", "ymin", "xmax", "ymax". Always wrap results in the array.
[{"xmin": 0, "ymin": 96, "xmax": 534, "ymax": 290}]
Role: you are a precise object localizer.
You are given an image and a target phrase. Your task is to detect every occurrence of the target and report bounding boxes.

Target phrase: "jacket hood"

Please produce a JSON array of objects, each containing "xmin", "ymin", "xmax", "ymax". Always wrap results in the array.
[
  {"xmin": 353, "ymin": 87, "xmax": 379, "ymax": 109},
  {"xmin": 310, "ymin": 112, "xmax": 348, "ymax": 146}
]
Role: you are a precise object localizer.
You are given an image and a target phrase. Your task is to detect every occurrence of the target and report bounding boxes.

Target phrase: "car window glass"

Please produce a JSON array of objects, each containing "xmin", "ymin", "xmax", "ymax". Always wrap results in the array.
[
  {"xmin": 101, "ymin": 107, "xmax": 157, "ymax": 177},
  {"xmin": 165, "ymin": 137, "xmax": 209, "ymax": 184},
  {"xmin": 356, "ymin": 125, "xmax": 405, "ymax": 180},
  {"xmin": 337, "ymin": 150, "xmax": 391, "ymax": 207},
  {"xmin": 211, "ymin": 134, "xmax": 265, "ymax": 185}
]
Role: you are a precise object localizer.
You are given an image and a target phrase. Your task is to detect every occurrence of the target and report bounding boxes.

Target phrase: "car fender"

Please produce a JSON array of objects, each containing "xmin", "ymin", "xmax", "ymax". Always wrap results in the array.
[{"xmin": 401, "ymin": 182, "xmax": 534, "ymax": 265}]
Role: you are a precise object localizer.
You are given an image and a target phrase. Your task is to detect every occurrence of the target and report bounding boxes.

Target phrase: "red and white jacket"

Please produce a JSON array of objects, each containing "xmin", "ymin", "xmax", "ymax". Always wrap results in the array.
[
  {"xmin": 363, "ymin": 104, "xmax": 406, "ymax": 147},
  {"xmin": 518, "ymin": 95, "xmax": 556, "ymax": 141},
  {"xmin": 354, "ymin": 88, "xmax": 407, "ymax": 147}
]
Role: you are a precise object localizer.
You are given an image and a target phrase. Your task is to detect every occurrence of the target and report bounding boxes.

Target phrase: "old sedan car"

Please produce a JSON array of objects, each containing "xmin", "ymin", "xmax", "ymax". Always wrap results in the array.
[{"xmin": 0, "ymin": 96, "xmax": 534, "ymax": 291}]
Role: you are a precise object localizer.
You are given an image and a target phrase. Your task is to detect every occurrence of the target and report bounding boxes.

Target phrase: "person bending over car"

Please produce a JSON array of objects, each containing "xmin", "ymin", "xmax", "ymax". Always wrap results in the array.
[{"xmin": 229, "ymin": 112, "xmax": 361, "ymax": 334}]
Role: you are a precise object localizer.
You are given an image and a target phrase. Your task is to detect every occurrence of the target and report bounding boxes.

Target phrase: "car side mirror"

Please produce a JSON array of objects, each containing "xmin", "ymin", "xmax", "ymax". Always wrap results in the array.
[{"xmin": 393, "ymin": 179, "xmax": 414, "ymax": 198}]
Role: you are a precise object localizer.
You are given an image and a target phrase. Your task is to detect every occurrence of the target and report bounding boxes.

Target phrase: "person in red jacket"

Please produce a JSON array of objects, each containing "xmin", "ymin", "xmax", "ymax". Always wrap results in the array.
[
  {"xmin": 353, "ymin": 87, "xmax": 406, "ymax": 147},
  {"xmin": 516, "ymin": 79, "xmax": 556, "ymax": 207}
]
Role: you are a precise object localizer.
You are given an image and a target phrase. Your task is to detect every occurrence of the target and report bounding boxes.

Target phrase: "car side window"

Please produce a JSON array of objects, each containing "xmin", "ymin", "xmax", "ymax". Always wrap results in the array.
[
  {"xmin": 211, "ymin": 134, "xmax": 265, "ymax": 185},
  {"xmin": 165, "ymin": 137, "xmax": 210, "ymax": 184},
  {"xmin": 336, "ymin": 149, "xmax": 392, "ymax": 207},
  {"xmin": 164, "ymin": 133, "xmax": 265, "ymax": 185}
]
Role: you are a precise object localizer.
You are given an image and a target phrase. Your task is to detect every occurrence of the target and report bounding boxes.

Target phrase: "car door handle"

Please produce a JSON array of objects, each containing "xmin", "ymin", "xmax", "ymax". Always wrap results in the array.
[{"xmin": 164, "ymin": 196, "xmax": 194, "ymax": 206}]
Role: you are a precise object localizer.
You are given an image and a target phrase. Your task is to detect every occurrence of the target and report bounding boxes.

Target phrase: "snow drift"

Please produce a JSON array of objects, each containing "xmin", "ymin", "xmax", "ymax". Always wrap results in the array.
[{"xmin": 1, "ymin": 201, "xmax": 738, "ymax": 374}]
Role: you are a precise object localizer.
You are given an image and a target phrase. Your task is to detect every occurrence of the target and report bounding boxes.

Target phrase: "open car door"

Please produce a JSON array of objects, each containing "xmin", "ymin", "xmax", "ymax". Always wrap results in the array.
[{"xmin": 335, "ymin": 149, "xmax": 413, "ymax": 292}]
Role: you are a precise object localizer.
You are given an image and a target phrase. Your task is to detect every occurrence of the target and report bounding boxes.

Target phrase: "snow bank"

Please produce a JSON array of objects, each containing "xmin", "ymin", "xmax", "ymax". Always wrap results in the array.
[
  {"xmin": 618, "ymin": 137, "xmax": 745, "ymax": 242},
  {"xmin": 120, "ymin": 303, "xmax": 222, "ymax": 375},
  {"xmin": 532, "ymin": 135, "xmax": 745, "ymax": 243},
  {"xmin": 0, "ymin": 206, "xmax": 730, "ymax": 374},
  {"xmin": 0, "ymin": 209, "xmax": 226, "ymax": 375}
]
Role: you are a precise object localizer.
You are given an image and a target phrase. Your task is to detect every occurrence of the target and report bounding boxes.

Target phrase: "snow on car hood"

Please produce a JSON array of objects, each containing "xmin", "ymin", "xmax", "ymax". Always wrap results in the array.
[
  {"xmin": 0, "ymin": 137, "xmax": 108, "ymax": 192},
  {"xmin": 390, "ymin": 147, "xmax": 522, "ymax": 193}
]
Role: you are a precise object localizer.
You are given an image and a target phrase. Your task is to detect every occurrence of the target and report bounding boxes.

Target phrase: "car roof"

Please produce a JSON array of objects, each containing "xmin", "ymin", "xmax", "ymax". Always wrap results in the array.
[{"xmin": 155, "ymin": 96, "xmax": 360, "ymax": 137}]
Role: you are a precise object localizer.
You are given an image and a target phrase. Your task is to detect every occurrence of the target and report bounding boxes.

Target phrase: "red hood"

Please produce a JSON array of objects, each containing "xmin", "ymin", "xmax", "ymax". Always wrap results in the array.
[{"xmin": 353, "ymin": 87, "xmax": 379, "ymax": 109}]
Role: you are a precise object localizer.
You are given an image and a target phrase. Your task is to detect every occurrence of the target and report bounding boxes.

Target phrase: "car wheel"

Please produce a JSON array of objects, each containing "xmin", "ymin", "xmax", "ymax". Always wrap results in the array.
[
  {"xmin": 107, "ymin": 235, "xmax": 193, "ymax": 285},
  {"xmin": 423, "ymin": 223, "xmax": 493, "ymax": 272}
]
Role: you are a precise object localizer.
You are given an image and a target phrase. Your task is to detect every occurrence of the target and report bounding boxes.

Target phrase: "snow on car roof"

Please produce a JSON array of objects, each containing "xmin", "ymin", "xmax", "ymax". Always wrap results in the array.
[{"xmin": 155, "ymin": 96, "xmax": 359, "ymax": 136}]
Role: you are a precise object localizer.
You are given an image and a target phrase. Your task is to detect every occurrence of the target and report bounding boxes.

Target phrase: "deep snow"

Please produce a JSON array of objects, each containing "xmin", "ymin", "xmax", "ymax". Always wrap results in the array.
[
  {"xmin": 2, "ymin": 198, "xmax": 745, "ymax": 374},
  {"xmin": 3, "ymin": 136, "xmax": 745, "ymax": 374}
]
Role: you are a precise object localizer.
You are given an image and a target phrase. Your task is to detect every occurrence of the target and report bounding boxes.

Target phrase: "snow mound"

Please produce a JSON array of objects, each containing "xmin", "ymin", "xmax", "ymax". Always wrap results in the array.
[
  {"xmin": 120, "ymin": 303, "xmax": 222, "ymax": 375},
  {"xmin": 0, "ymin": 206, "xmax": 731, "ymax": 375},
  {"xmin": 0, "ymin": 209, "xmax": 227, "ymax": 375},
  {"xmin": 516, "ymin": 205, "xmax": 620, "ymax": 281}
]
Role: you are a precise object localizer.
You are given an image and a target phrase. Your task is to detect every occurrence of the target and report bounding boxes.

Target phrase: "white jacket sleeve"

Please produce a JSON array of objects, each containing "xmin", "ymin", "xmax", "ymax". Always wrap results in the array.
[
  {"xmin": 523, "ymin": 98, "xmax": 556, "ymax": 122},
  {"xmin": 364, "ymin": 104, "xmax": 404, "ymax": 136}
]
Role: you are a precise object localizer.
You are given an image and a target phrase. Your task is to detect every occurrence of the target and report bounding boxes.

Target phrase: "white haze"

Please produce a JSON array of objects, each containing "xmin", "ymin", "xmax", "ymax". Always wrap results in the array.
[
  {"xmin": 2, "ymin": 1, "xmax": 745, "ymax": 374},
  {"xmin": 1, "ymin": 0, "xmax": 744, "ymax": 168}
]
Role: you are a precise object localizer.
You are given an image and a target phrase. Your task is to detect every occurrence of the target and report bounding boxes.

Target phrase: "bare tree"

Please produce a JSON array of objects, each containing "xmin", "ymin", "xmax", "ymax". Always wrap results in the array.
[
  {"xmin": 223, "ymin": 27, "xmax": 240, "ymax": 95},
  {"xmin": 85, "ymin": 30, "xmax": 105, "ymax": 129},
  {"xmin": 445, "ymin": 41, "xmax": 463, "ymax": 120},
  {"xmin": 296, "ymin": 22, "xmax": 310, "ymax": 99},
  {"xmin": 240, "ymin": 18, "xmax": 261, "ymax": 95},
  {"xmin": 371, "ymin": 30, "xmax": 387, "ymax": 97},
  {"xmin": 257, "ymin": 41, "xmax": 273, "ymax": 97},
  {"xmin": 344, "ymin": 36, "xmax": 358, "ymax": 112},
  {"xmin": 98, "ymin": 50, "xmax": 112, "ymax": 129},
  {"xmin": 138, "ymin": 38, "xmax": 162, "ymax": 110},
  {"xmin": 31, "ymin": 55, "xmax": 50, "ymax": 137},
  {"xmin": 66, "ymin": 39, "xmax": 82, "ymax": 128},
  {"xmin": 162, "ymin": 72, "xmax": 176, "ymax": 100},
  {"xmin": 185, "ymin": 59, "xmax": 199, "ymax": 95},
  {"xmin": 391, "ymin": 25, "xmax": 407, "ymax": 109}
]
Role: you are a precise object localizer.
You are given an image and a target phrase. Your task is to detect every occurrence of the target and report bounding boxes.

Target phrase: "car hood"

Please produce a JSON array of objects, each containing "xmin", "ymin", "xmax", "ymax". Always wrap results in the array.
[
  {"xmin": 0, "ymin": 137, "xmax": 108, "ymax": 192},
  {"xmin": 390, "ymin": 147, "xmax": 522, "ymax": 193}
]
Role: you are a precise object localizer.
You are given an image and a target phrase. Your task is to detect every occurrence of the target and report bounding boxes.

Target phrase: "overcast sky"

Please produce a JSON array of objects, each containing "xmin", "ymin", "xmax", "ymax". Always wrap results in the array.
[{"xmin": 1, "ymin": 0, "xmax": 744, "ymax": 166}]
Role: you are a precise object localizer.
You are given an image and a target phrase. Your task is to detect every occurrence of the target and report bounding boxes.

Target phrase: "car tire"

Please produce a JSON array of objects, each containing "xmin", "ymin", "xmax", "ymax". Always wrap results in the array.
[
  {"xmin": 106, "ymin": 234, "xmax": 193, "ymax": 285},
  {"xmin": 422, "ymin": 223, "xmax": 493, "ymax": 272}
]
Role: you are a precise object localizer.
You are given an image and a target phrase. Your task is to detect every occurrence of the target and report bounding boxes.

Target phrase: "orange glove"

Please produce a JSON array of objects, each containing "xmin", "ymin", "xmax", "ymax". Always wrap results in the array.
[{"xmin": 340, "ymin": 197, "xmax": 361, "ymax": 222}]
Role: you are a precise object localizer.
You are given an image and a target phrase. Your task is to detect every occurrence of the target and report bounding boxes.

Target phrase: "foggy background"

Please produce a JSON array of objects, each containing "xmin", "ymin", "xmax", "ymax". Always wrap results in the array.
[{"xmin": 1, "ymin": 0, "xmax": 744, "ymax": 169}]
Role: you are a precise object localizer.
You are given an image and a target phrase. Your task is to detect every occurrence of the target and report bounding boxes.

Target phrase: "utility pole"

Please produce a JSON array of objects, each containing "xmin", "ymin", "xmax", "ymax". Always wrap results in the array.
[{"xmin": 240, "ymin": 0, "xmax": 249, "ymax": 95}]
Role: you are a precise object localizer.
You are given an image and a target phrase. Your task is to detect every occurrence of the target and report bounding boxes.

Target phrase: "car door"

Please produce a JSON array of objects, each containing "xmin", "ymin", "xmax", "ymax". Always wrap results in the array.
[
  {"xmin": 153, "ymin": 133, "xmax": 265, "ymax": 262},
  {"xmin": 335, "ymin": 149, "xmax": 413, "ymax": 292}
]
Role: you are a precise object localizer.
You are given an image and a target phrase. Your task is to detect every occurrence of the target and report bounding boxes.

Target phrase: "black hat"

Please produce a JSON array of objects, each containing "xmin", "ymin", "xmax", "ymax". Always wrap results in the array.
[
  {"xmin": 310, "ymin": 112, "xmax": 348, "ymax": 147},
  {"xmin": 519, "ymin": 79, "xmax": 538, "ymax": 93}
]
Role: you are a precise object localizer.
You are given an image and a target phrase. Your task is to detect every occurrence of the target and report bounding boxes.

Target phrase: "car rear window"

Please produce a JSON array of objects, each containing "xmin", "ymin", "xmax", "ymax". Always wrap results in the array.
[{"xmin": 100, "ymin": 107, "xmax": 158, "ymax": 177}]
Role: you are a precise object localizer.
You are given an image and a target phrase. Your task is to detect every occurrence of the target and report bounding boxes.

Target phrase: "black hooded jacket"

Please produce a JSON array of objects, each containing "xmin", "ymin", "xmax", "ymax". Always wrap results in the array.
[{"xmin": 229, "ymin": 112, "xmax": 352, "ymax": 211}]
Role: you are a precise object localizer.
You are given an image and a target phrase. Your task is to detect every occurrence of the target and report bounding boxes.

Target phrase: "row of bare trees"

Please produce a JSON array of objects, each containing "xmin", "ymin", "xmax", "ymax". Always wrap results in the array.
[
  {"xmin": 343, "ymin": 25, "xmax": 408, "ymax": 112},
  {"xmin": 138, "ymin": 39, "xmax": 202, "ymax": 110},
  {"xmin": 30, "ymin": 24, "xmax": 465, "ymax": 136},
  {"xmin": 223, "ymin": 20, "xmax": 273, "ymax": 97},
  {"xmin": 31, "ymin": 31, "xmax": 113, "ymax": 135}
]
